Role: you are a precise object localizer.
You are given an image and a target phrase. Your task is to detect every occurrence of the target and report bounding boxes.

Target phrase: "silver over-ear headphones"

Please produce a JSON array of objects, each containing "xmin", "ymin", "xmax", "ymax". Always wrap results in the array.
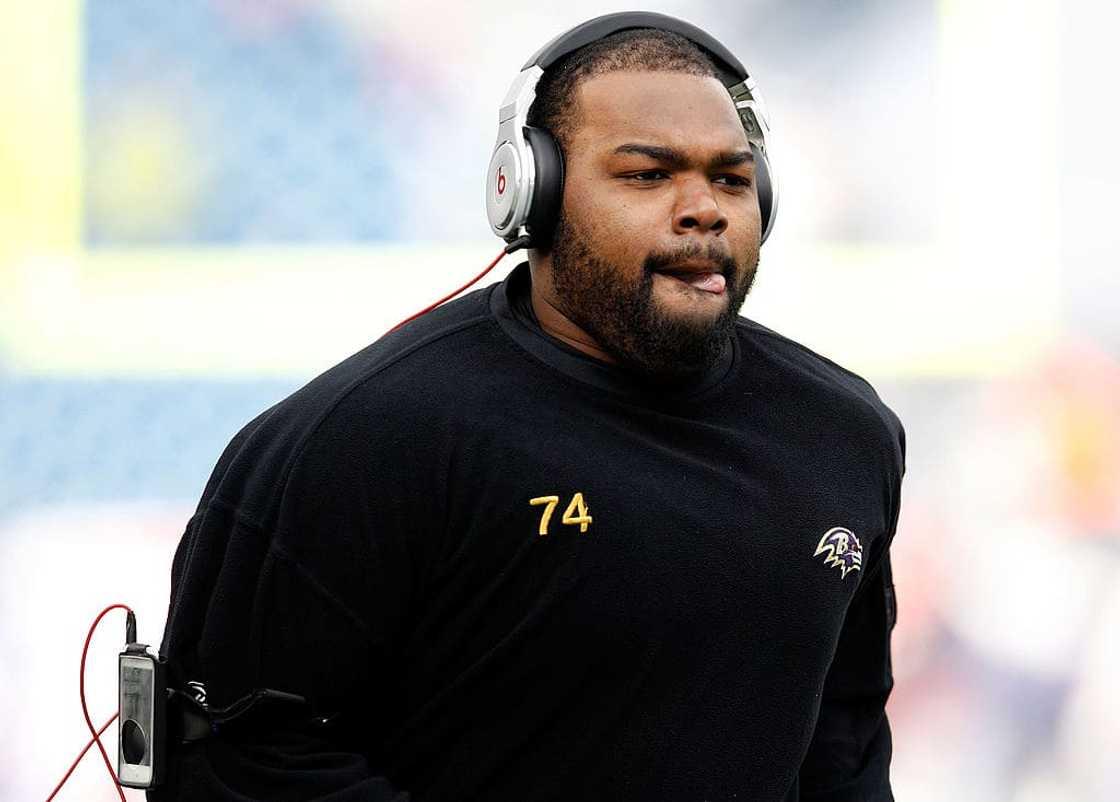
[{"xmin": 485, "ymin": 11, "xmax": 779, "ymax": 251}]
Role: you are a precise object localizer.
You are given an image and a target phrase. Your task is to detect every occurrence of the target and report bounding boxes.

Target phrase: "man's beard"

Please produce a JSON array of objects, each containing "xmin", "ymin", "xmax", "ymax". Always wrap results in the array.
[{"xmin": 547, "ymin": 211, "xmax": 758, "ymax": 383}]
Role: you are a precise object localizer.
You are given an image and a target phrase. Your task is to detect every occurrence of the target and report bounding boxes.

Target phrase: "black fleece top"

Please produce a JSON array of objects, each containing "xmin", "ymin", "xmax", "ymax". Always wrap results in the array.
[{"xmin": 150, "ymin": 262, "xmax": 905, "ymax": 802}]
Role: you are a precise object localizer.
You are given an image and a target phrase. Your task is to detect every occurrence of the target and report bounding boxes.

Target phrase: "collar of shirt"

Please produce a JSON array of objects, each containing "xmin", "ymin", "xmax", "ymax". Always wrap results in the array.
[{"xmin": 491, "ymin": 261, "xmax": 740, "ymax": 405}]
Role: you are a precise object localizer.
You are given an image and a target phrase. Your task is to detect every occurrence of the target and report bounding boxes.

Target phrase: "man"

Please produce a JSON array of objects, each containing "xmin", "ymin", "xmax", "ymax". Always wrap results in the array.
[{"xmin": 151, "ymin": 21, "xmax": 905, "ymax": 802}]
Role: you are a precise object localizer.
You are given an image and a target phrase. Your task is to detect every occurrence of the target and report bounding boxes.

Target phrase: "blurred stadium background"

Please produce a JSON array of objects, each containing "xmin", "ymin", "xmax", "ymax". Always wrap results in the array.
[{"xmin": 2, "ymin": 0, "xmax": 1117, "ymax": 799}]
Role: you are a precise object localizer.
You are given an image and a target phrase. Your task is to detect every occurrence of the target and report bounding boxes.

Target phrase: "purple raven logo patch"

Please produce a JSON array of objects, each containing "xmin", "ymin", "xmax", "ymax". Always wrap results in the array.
[{"xmin": 814, "ymin": 527, "xmax": 863, "ymax": 579}]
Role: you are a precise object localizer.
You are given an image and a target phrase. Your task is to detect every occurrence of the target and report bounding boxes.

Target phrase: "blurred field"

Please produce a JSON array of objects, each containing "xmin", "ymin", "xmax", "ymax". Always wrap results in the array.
[{"xmin": 2, "ymin": 1, "xmax": 1117, "ymax": 800}]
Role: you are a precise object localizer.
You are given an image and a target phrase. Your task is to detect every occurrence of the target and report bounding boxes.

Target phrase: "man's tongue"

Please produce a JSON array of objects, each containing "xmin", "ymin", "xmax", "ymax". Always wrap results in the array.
[{"xmin": 666, "ymin": 271, "xmax": 726, "ymax": 294}]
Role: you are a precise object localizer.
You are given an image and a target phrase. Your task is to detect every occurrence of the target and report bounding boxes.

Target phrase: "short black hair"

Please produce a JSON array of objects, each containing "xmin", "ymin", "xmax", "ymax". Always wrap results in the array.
[{"xmin": 526, "ymin": 28, "xmax": 722, "ymax": 158}]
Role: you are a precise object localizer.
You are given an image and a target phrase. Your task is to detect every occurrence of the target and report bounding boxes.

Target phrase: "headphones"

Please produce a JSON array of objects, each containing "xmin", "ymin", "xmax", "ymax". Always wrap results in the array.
[{"xmin": 485, "ymin": 11, "xmax": 779, "ymax": 251}]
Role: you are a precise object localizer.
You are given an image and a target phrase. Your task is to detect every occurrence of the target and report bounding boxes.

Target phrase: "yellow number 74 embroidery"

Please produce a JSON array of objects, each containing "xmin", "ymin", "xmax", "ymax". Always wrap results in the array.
[{"xmin": 529, "ymin": 493, "xmax": 593, "ymax": 535}]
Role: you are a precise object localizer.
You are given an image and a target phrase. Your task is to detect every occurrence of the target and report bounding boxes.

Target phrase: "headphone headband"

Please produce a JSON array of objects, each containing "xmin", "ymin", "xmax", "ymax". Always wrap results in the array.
[{"xmin": 523, "ymin": 11, "xmax": 748, "ymax": 88}]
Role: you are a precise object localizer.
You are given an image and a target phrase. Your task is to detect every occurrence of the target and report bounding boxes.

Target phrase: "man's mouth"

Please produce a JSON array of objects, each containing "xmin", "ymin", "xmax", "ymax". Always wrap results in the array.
[{"xmin": 654, "ymin": 264, "xmax": 727, "ymax": 295}]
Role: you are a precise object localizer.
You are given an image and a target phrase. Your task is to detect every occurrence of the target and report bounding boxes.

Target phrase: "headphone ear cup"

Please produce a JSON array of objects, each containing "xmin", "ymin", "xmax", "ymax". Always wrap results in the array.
[
  {"xmin": 751, "ymin": 143, "xmax": 775, "ymax": 244},
  {"xmin": 524, "ymin": 126, "xmax": 565, "ymax": 249}
]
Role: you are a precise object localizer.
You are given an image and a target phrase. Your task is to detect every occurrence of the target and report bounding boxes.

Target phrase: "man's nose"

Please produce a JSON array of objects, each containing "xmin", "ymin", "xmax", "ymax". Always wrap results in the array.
[{"xmin": 672, "ymin": 178, "xmax": 728, "ymax": 235}]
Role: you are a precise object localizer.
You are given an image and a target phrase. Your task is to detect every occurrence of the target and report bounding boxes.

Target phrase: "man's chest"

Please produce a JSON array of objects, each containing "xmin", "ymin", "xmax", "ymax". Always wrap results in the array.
[{"xmin": 413, "ymin": 404, "xmax": 889, "ymax": 674}]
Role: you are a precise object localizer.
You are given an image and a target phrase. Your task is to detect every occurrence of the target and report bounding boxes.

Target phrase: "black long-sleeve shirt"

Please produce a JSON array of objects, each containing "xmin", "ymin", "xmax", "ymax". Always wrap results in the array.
[{"xmin": 150, "ymin": 262, "xmax": 905, "ymax": 801}]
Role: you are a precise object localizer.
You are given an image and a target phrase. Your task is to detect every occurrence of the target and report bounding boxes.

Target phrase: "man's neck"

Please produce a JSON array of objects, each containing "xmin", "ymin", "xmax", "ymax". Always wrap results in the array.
[{"xmin": 527, "ymin": 270, "xmax": 618, "ymax": 365}]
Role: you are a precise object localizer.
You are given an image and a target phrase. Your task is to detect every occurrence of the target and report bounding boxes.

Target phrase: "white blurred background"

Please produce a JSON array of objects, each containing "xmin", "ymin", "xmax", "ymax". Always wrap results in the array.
[{"xmin": 2, "ymin": 1, "xmax": 1117, "ymax": 799}]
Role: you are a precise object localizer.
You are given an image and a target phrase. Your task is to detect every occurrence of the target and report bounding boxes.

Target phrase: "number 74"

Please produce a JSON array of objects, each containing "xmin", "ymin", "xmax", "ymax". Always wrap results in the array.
[{"xmin": 529, "ymin": 493, "xmax": 593, "ymax": 535}]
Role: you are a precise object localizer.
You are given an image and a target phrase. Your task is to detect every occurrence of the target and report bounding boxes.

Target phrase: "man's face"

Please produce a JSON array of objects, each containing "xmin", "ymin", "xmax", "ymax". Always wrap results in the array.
[{"xmin": 545, "ymin": 70, "xmax": 762, "ymax": 381}]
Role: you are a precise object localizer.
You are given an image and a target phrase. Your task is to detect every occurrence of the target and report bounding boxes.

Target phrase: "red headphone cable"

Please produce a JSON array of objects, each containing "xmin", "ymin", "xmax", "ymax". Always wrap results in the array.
[
  {"xmin": 45, "ymin": 712, "xmax": 120, "ymax": 801},
  {"xmin": 47, "ymin": 604, "xmax": 133, "ymax": 801},
  {"xmin": 388, "ymin": 236, "xmax": 529, "ymax": 334}
]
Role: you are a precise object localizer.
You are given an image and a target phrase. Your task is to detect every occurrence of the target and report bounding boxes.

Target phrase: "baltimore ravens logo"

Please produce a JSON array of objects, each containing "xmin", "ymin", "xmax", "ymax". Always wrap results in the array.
[{"xmin": 813, "ymin": 527, "xmax": 863, "ymax": 579}]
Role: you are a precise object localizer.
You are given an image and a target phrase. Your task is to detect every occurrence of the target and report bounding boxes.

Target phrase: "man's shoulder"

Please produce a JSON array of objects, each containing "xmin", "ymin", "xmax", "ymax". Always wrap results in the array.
[
  {"xmin": 735, "ymin": 316, "xmax": 906, "ymax": 455},
  {"xmin": 297, "ymin": 284, "xmax": 498, "ymax": 402},
  {"xmin": 736, "ymin": 317, "xmax": 881, "ymax": 401},
  {"xmin": 196, "ymin": 286, "xmax": 504, "ymax": 516}
]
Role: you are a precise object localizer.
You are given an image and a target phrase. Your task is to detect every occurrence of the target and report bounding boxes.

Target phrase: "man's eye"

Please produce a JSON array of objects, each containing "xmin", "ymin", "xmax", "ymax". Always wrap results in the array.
[
  {"xmin": 629, "ymin": 171, "xmax": 668, "ymax": 182},
  {"xmin": 714, "ymin": 175, "xmax": 752, "ymax": 188}
]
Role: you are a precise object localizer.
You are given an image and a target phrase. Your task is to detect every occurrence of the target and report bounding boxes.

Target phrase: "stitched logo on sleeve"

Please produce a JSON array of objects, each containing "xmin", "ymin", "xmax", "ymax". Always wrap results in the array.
[{"xmin": 814, "ymin": 527, "xmax": 863, "ymax": 579}]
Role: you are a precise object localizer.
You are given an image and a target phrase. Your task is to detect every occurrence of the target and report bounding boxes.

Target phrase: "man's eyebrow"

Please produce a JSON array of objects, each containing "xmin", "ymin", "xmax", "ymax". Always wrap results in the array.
[{"xmin": 611, "ymin": 143, "xmax": 754, "ymax": 168}]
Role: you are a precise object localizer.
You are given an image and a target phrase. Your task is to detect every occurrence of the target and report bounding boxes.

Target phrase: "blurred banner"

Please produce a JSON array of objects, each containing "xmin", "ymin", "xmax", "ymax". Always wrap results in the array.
[{"xmin": 1, "ymin": 1, "xmax": 1116, "ymax": 800}]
